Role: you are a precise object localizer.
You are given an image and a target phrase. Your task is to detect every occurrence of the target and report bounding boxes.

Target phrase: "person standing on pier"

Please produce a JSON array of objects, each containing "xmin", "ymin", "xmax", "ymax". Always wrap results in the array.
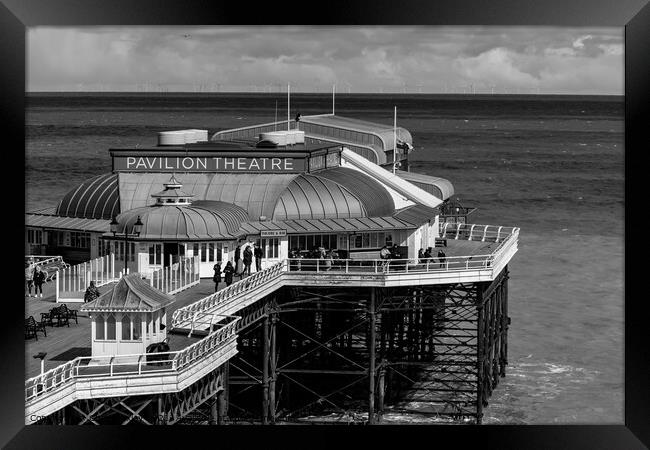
[
  {"xmin": 424, "ymin": 247, "xmax": 432, "ymax": 264},
  {"xmin": 213, "ymin": 262, "xmax": 222, "ymax": 292},
  {"xmin": 223, "ymin": 261, "xmax": 235, "ymax": 286},
  {"xmin": 84, "ymin": 280, "xmax": 100, "ymax": 303},
  {"xmin": 25, "ymin": 261, "xmax": 34, "ymax": 297},
  {"xmin": 438, "ymin": 249, "xmax": 447, "ymax": 269},
  {"xmin": 33, "ymin": 265, "xmax": 46, "ymax": 298},
  {"xmin": 243, "ymin": 244, "xmax": 253, "ymax": 276},
  {"xmin": 418, "ymin": 248, "xmax": 425, "ymax": 264},
  {"xmin": 380, "ymin": 245, "xmax": 391, "ymax": 272},
  {"xmin": 254, "ymin": 243, "xmax": 263, "ymax": 272}
]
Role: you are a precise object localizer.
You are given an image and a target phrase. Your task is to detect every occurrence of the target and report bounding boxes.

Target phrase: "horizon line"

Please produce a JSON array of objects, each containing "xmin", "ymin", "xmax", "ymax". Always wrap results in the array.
[{"xmin": 24, "ymin": 90, "xmax": 624, "ymax": 97}]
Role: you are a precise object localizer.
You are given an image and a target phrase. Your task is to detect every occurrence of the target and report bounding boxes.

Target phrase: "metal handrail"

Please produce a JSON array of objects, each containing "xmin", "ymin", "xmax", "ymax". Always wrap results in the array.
[
  {"xmin": 438, "ymin": 222, "xmax": 519, "ymax": 243},
  {"xmin": 25, "ymin": 318, "xmax": 239, "ymax": 403},
  {"xmin": 285, "ymin": 254, "xmax": 496, "ymax": 274},
  {"xmin": 172, "ymin": 225, "xmax": 520, "ymax": 329},
  {"xmin": 171, "ymin": 261, "xmax": 285, "ymax": 327}
]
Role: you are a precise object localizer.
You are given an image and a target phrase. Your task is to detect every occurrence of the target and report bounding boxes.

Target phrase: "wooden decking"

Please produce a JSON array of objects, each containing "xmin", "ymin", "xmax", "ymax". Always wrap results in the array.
[
  {"xmin": 425, "ymin": 238, "xmax": 496, "ymax": 257},
  {"xmin": 24, "ymin": 279, "xmax": 217, "ymax": 380}
]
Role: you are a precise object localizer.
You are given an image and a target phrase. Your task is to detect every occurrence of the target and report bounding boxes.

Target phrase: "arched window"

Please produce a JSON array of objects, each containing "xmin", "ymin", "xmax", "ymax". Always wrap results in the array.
[
  {"xmin": 122, "ymin": 314, "xmax": 132, "ymax": 340},
  {"xmin": 132, "ymin": 314, "xmax": 141, "ymax": 340},
  {"xmin": 96, "ymin": 315, "xmax": 105, "ymax": 340},
  {"xmin": 106, "ymin": 315, "xmax": 116, "ymax": 340}
]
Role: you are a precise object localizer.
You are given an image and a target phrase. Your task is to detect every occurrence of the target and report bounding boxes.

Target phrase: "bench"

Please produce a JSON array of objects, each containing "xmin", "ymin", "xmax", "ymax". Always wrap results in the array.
[
  {"xmin": 41, "ymin": 306, "xmax": 70, "ymax": 327},
  {"xmin": 59, "ymin": 304, "xmax": 79, "ymax": 324},
  {"xmin": 435, "ymin": 238, "xmax": 448, "ymax": 248},
  {"xmin": 25, "ymin": 316, "xmax": 47, "ymax": 340}
]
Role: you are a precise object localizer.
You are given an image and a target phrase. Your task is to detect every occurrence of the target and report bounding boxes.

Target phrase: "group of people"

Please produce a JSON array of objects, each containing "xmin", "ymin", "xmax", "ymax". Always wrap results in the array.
[
  {"xmin": 379, "ymin": 244, "xmax": 403, "ymax": 260},
  {"xmin": 418, "ymin": 247, "xmax": 447, "ymax": 268},
  {"xmin": 211, "ymin": 241, "xmax": 265, "ymax": 292},
  {"xmin": 24, "ymin": 260, "xmax": 47, "ymax": 298},
  {"xmin": 288, "ymin": 247, "xmax": 340, "ymax": 271}
]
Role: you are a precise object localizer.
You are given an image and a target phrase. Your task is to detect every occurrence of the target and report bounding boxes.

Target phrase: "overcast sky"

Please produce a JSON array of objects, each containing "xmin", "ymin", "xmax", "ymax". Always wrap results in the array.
[{"xmin": 27, "ymin": 26, "xmax": 623, "ymax": 95}]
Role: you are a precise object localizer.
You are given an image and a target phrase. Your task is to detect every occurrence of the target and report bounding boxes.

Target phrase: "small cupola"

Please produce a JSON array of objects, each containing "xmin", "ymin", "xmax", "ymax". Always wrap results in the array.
[{"xmin": 151, "ymin": 175, "xmax": 194, "ymax": 206}]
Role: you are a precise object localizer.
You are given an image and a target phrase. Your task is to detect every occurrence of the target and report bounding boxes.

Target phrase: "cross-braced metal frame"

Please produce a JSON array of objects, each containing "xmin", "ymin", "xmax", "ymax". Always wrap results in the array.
[
  {"xmin": 32, "ymin": 267, "xmax": 510, "ymax": 425},
  {"xmin": 226, "ymin": 266, "xmax": 510, "ymax": 424},
  {"xmin": 32, "ymin": 365, "xmax": 228, "ymax": 425}
]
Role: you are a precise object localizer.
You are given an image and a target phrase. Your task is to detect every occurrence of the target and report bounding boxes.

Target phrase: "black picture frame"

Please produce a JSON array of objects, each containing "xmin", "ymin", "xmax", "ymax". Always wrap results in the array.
[{"xmin": 2, "ymin": 0, "xmax": 647, "ymax": 448}]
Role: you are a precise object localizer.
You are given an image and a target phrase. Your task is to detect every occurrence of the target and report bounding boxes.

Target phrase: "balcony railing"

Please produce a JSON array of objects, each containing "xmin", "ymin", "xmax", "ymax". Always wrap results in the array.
[
  {"xmin": 171, "ymin": 224, "xmax": 519, "ymax": 332},
  {"xmin": 171, "ymin": 261, "xmax": 285, "ymax": 331},
  {"xmin": 25, "ymin": 317, "xmax": 239, "ymax": 403}
]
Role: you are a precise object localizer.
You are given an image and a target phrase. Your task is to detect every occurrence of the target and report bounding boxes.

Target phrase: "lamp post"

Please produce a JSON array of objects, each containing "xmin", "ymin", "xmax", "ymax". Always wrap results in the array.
[
  {"xmin": 110, "ymin": 215, "xmax": 143, "ymax": 276},
  {"xmin": 33, "ymin": 352, "xmax": 47, "ymax": 376}
]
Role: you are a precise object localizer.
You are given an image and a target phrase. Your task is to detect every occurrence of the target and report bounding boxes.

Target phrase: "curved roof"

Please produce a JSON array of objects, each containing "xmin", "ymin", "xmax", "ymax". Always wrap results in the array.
[
  {"xmin": 119, "ymin": 172, "xmax": 297, "ymax": 220},
  {"xmin": 395, "ymin": 170, "xmax": 454, "ymax": 200},
  {"xmin": 273, "ymin": 173, "xmax": 367, "ymax": 220},
  {"xmin": 112, "ymin": 201, "xmax": 248, "ymax": 241},
  {"xmin": 118, "ymin": 170, "xmax": 393, "ymax": 222},
  {"xmin": 315, "ymin": 167, "xmax": 395, "ymax": 217},
  {"xmin": 300, "ymin": 114, "xmax": 413, "ymax": 150},
  {"xmin": 55, "ymin": 173, "xmax": 120, "ymax": 220}
]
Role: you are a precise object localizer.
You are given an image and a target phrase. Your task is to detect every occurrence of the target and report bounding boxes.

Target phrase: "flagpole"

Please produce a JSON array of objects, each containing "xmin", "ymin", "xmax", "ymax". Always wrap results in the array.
[
  {"xmin": 287, "ymin": 83, "xmax": 290, "ymax": 131},
  {"xmin": 274, "ymin": 100, "xmax": 278, "ymax": 131},
  {"xmin": 393, "ymin": 106, "xmax": 397, "ymax": 174},
  {"xmin": 332, "ymin": 84, "xmax": 335, "ymax": 115}
]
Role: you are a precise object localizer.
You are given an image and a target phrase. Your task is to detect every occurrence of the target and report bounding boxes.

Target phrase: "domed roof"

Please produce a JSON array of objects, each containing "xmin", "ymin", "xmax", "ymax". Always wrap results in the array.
[
  {"xmin": 56, "ymin": 173, "xmax": 120, "ymax": 220},
  {"xmin": 272, "ymin": 173, "xmax": 367, "ymax": 220},
  {"xmin": 111, "ymin": 200, "xmax": 249, "ymax": 241},
  {"xmin": 117, "ymin": 168, "xmax": 395, "ymax": 222}
]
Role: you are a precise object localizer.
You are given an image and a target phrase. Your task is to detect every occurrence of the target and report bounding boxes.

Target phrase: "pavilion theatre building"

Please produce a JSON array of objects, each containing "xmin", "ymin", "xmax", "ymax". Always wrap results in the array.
[{"xmin": 25, "ymin": 127, "xmax": 454, "ymax": 278}]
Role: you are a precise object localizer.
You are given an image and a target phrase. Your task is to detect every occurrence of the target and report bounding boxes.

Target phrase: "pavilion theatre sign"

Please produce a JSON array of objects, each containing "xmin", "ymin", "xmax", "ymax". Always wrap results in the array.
[{"xmin": 113, "ymin": 156, "xmax": 306, "ymax": 173}]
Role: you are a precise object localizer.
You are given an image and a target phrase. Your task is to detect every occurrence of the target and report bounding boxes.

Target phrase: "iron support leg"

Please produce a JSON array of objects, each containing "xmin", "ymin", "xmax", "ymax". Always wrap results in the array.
[
  {"xmin": 262, "ymin": 314, "xmax": 270, "ymax": 424},
  {"xmin": 368, "ymin": 287, "xmax": 377, "ymax": 424},
  {"xmin": 269, "ymin": 313, "xmax": 277, "ymax": 423}
]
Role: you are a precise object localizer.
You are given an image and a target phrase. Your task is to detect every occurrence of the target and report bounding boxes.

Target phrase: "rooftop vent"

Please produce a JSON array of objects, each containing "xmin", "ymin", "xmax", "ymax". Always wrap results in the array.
[
  {"xmin": 158, "ymin": 129, "xmax": 209, "ymax": 146},
  {"xmin": 258, "ymin": 130, "xmax": 305, "ymax": 146}
]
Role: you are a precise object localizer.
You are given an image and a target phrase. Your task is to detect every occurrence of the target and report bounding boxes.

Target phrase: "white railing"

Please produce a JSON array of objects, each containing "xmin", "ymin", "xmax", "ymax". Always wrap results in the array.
[
  {"xmin": 171, "ymin": 224, "xmax": 520, "ymax": 332},
  {"xmin": 56, "ymin": 254, "xmax": 117, "ymax": 303},
  {"xmin": 25, "ymin": 317, "xmax": 239, "ymax": 403},
  {"xmin": 25, "ymin": 255, "xmax": 66, "ymax": 267},
  {"xmin": 172, "ymin": 261, "xmax": 285, "ymax": 330},
  {"xmin": 439, "ymin": 222, "xmax": 518, "ymax": 243},
  {"xmin": 145, "ymin": 255, "xmax": 200, "ymax": 295},
  {"xmin": 284, "ymin": 255, "xmax": 493, "ymax": 274}
]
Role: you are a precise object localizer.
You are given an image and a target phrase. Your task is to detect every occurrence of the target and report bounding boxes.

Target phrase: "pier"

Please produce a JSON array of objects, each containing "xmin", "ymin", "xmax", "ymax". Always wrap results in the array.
[
  {"xmin": 25, "ymin": 223, "xmax": 517, "ymax": 425},
  {"xmin": 24, "ymin": 114, "xmax": 519, "ymax": 425}
]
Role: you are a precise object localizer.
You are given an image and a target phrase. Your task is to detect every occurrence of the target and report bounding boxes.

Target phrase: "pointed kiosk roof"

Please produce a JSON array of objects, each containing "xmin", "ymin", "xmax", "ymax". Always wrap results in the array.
[{"xmin": 81, "ymin": 274, "xmax": 174, "ymax": 313}]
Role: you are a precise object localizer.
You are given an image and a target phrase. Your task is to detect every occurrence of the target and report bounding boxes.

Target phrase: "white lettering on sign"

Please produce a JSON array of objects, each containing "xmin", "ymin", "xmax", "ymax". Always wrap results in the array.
[{"xmin": 114, "ymin": 156, "xmax": 305, "ymax": 172}]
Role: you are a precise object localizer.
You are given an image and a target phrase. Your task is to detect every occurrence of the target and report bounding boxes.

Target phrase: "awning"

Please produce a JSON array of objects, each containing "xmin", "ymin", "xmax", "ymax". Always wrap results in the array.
[
  {"xmin": 25, "ymin": 213, "xmax": 111, "ymax": 233},
  {"xmin": 239, "ymin": 215, "xmax": 420, "ymax": 235},
  {"xmin": 394, "ymin": 204, "xmax": 439, "ymax": 224}
]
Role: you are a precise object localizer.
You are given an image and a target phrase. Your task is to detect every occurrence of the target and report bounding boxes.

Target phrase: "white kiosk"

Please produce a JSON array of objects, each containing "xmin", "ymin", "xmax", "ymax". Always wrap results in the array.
[{"xmin": 81, "ymin": 273, "xmax": 173, "ymax": 358}]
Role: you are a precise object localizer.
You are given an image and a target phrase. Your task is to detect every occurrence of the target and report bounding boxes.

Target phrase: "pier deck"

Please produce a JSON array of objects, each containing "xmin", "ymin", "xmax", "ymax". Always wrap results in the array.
[
  {"xmin": 25, "ymin": 236, "xmax": 502, "ymax": 379},
  {"xmin": 24, "ymin": 279, "xmax": 216, "ymax": 379}
]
